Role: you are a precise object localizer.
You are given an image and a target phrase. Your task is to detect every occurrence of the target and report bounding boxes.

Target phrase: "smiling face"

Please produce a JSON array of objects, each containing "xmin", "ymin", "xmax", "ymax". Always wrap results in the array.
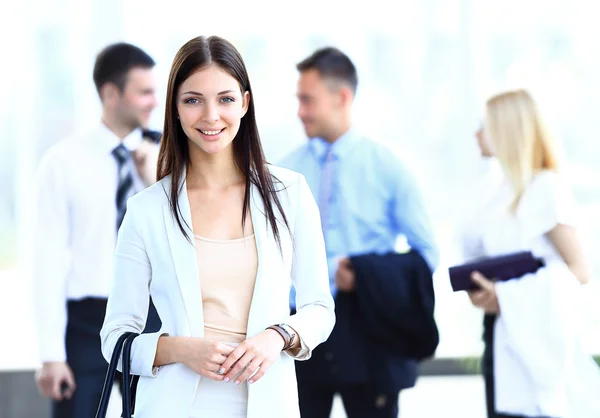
[
  {"xmin": 116, "ymin": 67, "xmax": 158, "ymax": 129},
  {"xmin": 176, "ymin": 64, "xmax": 249, "ymax": 156},
  {"xmin": 102, "ymin": 67, "xmax": 158, "ymax": 131}
]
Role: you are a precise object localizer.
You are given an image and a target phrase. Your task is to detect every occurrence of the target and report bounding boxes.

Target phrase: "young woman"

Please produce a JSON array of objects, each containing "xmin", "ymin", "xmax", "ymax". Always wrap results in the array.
[
  {"xmin": 100, "ymin": 35, "xmax": 335, "ymax": 418},
  {"xmin": 456, "ymin": 89, "xmax": 596, "ymax": 418}
]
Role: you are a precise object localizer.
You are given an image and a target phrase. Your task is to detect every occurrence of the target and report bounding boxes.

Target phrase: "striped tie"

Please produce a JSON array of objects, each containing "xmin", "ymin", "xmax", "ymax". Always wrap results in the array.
[{"xmin": 112, "ymin": 144, "xmax": 134, "ymax": 231}]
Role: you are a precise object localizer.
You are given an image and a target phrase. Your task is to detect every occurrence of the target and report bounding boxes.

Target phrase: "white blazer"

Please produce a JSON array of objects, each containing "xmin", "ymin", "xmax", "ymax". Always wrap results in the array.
[{"xmin": 100, "ymin": 165, "xmax": 335, "ymax": 418}]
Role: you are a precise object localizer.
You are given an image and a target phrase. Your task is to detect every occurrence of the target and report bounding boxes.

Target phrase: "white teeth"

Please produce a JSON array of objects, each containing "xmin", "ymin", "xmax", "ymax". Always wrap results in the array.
[{"xmin": 200, "ymin": 129, "xmax": 222, "ymax": 135}]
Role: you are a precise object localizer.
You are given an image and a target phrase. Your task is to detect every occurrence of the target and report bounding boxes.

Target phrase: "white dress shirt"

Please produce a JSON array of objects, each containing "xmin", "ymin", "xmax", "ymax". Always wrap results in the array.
[{"xmin": 34, "ymin": 122, "xmax": 145, "ymax": 363}]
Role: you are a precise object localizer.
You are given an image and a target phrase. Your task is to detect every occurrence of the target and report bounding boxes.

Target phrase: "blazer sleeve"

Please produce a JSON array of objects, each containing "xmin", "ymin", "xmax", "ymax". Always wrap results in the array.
[
  {"xmin": 282, "ymin": 174, "xmax": 335, "ymax": 360},
  {"xmin": 100, "ymin": 197, "xmax": 167, "ymax": 377}
]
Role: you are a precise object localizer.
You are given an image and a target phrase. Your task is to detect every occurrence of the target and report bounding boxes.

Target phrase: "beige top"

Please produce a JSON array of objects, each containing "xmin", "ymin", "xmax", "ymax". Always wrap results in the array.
[{"xmin": 194, "ymin": 233, "xmax": 258, "ymax": 343}]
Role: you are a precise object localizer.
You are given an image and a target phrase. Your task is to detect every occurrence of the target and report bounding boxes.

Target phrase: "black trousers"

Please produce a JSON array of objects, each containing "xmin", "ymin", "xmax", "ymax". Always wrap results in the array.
[
  {"xmin": 52, "ymin": 298, "xmax": 161, "ymax": 418},
  {"xmin": 297, "ymin": 379, "xmax": 399, "ymax": 418},
  {"xmin": 483, "ymin": 315, "xmax": 556, "ymax": 418}
]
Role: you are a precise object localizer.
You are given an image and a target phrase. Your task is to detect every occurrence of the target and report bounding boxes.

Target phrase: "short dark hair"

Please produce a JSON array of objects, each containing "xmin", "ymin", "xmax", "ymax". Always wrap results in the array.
[
  {"xmin": 296, "ymin": 47, "xmax": 358, "ymax": 94},
  {"xmin": 93, "ymin": 42, "xmax": 155, "ymax": 94}
]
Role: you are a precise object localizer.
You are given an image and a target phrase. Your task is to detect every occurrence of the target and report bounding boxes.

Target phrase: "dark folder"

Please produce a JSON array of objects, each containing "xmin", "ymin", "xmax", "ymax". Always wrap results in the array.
[{"xmin": 449, "ymin": 251, "xmax": 544, "ymax": 292}]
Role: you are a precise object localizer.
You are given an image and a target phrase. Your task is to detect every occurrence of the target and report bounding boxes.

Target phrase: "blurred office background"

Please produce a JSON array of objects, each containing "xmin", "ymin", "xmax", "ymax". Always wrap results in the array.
[{"xmin": 1, "ymin": 0, "xmax": 600, "ymax": 416}]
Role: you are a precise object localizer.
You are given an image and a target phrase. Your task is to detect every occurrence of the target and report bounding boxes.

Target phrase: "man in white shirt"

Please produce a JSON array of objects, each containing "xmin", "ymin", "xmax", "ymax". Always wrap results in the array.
[{"xmin": 33, "ymin": 43, "xmax": 162, "ymax": 418}]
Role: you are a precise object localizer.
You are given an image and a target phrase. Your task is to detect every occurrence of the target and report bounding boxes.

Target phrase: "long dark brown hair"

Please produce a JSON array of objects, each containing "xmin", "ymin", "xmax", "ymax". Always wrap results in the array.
[{"xmin": 157, "ymin": 36, "xmax": 289, "ymax": 247}]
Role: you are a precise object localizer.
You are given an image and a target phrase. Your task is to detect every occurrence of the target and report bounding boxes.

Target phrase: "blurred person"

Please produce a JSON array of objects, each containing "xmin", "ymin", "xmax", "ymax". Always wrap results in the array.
[
  {"xmin": 99, "ymin": 35, "xmax": 335, "ymax": 418},
  {"xmin": 455, "ymin": 89, "xmax": 600, "ymax": 418},
  {"xmin": 279, "ymin": 47, "xmax": 439, "ymax": 418},
  {"xmin": 33, "ymin": 42, "xmax": 162, "ymax": 418}
]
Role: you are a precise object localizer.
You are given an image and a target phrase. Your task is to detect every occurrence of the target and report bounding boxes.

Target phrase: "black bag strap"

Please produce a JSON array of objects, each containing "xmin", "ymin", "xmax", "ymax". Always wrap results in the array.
[
  {"xmin": 95, "ymin": 332, "xmax": 139, "ymax": 418},
  {"xmin": 121, "ymin": 333, "xmax": 138, "ymax": 417},
  {"xmin": 130, "ymin": 374, "xmax": 140, "ymax": 415}
]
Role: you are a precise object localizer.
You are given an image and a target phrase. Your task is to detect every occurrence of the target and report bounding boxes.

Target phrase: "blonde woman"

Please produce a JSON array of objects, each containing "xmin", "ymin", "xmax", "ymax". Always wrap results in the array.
[{"xmin": 456, "ymin": 89, "xmax": 599, "ymax": 418}]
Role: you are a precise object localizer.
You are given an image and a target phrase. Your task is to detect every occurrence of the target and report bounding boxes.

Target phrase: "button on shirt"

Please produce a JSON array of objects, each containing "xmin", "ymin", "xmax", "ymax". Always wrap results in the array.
[
  {"xmin": 279, "ymin": 129, "xmax": 439, "ymax": 307},
  {"xmin": 34, "ymin": 122, "xmax": 146, "ymax": 362}
]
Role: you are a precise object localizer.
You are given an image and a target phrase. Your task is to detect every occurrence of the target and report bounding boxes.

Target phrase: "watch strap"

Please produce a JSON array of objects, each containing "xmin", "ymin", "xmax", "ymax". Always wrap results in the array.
[{"xmin": 266, "ymin": 325, "xmax": 292, "ymax": 350}]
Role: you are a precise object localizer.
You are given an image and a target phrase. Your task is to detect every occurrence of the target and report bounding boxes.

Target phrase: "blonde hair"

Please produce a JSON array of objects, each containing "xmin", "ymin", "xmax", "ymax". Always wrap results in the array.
[{"xmin": 484, "ymin": 89, "xmax": 559, "ymax": 209}]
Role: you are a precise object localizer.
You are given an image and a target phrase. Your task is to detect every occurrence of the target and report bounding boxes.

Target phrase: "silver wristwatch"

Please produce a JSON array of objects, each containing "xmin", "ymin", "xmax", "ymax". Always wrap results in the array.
[{"xmin": 278, "ymin": 323, "xmax": 297, "ymax": 348}]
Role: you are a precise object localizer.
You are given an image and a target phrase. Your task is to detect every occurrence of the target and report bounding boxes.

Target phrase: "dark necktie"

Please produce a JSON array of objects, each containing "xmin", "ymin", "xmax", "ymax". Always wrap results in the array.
[{"xmin": 112, "ymin": 144, "xmax": 134, "ymax": 231}]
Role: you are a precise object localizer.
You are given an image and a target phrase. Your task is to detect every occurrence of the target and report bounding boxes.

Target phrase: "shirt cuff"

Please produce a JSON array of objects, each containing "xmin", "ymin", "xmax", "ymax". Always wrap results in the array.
[
  {"xmin": 38, "ymin": 335, "xmax": 67, "ymax": 364},
  {"xmin": 130, "ymin": 332, "xmax": 169, "ymax": 377}
]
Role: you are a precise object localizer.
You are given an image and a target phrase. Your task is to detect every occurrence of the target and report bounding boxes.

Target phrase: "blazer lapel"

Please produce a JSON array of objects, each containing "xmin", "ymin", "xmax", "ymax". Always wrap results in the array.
[
  {"xmin": 162, "ymin": 178, "xmax": 204, "ymax": 337},
  {"xmin": 246, "ymin": 184, "xmax": 271, "ymax": 336}
]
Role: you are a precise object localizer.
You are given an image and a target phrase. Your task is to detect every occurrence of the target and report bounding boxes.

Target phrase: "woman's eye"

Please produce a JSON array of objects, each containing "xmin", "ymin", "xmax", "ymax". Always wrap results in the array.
[
  {"xmin": 221, "ymin": 97, "xmax": 235, "ymax": 103},
  {"xmin": 184, "ymin": 98, "xmax": 200, "ymax": 104}
]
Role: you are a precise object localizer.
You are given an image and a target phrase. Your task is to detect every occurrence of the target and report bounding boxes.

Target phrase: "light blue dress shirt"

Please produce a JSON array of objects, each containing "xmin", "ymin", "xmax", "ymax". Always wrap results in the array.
[{"xmin": 279, "ymin": 129, "xmax": 440, "ymax": 307}]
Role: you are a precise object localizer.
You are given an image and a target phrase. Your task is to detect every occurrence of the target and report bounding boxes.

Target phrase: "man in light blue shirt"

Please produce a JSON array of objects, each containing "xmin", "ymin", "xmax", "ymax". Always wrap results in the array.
[{"xmin": 279, "ymin": 47, "xmax": 439, "ymax": 418}]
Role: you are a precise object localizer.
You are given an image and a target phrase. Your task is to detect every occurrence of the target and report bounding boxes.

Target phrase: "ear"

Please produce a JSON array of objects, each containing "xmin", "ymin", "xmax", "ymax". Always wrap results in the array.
[
  {"xmin": 241, "ymin": 91, "xmax": 250, "ymax": 117},
  {"xmin": 338, "ymin": 86, "xmax": 353, "ymax": 108},
  {"xmin": 100, "ymin": 82, "xmax": 120, "ymax": 106}
]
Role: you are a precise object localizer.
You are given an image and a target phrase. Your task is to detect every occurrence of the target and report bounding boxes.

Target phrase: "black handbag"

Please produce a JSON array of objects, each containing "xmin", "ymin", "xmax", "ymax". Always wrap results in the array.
[{"xmin": 95, "ymin": 332, "xmax": 140, "ymax": 418}]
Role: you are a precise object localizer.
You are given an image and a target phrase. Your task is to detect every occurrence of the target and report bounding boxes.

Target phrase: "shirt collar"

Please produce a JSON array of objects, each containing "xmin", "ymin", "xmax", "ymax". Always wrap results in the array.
[
  {"xmin": 308, "ymin": 128, "xmax": 360, "ymax": 161},
  {"xmin": 93, "ymin": 121, "xmax": 144, "ymax": 155}
]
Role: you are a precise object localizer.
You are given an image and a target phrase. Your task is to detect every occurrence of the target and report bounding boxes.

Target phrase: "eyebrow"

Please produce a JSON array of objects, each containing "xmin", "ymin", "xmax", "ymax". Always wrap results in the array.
[{"xmin": 181, "ymin": 90, "xmax": 236, "ymax": 96}]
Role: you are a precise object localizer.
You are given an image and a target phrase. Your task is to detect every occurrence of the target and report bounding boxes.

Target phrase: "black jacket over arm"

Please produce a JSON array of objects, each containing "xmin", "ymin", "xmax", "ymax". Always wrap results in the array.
[
  {"xmin": 295, "ymin": 250, "xmax": 438, "ymax": 393},
  {"xmin": 352, "ymin": 250, "xmax": 439, "ymax": 391}
]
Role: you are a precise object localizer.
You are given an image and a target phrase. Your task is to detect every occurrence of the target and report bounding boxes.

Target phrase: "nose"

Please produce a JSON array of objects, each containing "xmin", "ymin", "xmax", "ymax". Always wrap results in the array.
[
  {"xmin": 202, "ymin": 103, "xmax": 219, "ymax": 123},
  {"xmin": 150, "ymin": 94, "xmax": 158, "ymax": 109},
  {"xmin": 475, "ymin": 127, "xmax": 484, "ymax": 142},
  {"xmin": 297, "ymin": 104, "xmax": 307, "ymax": 120}
]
